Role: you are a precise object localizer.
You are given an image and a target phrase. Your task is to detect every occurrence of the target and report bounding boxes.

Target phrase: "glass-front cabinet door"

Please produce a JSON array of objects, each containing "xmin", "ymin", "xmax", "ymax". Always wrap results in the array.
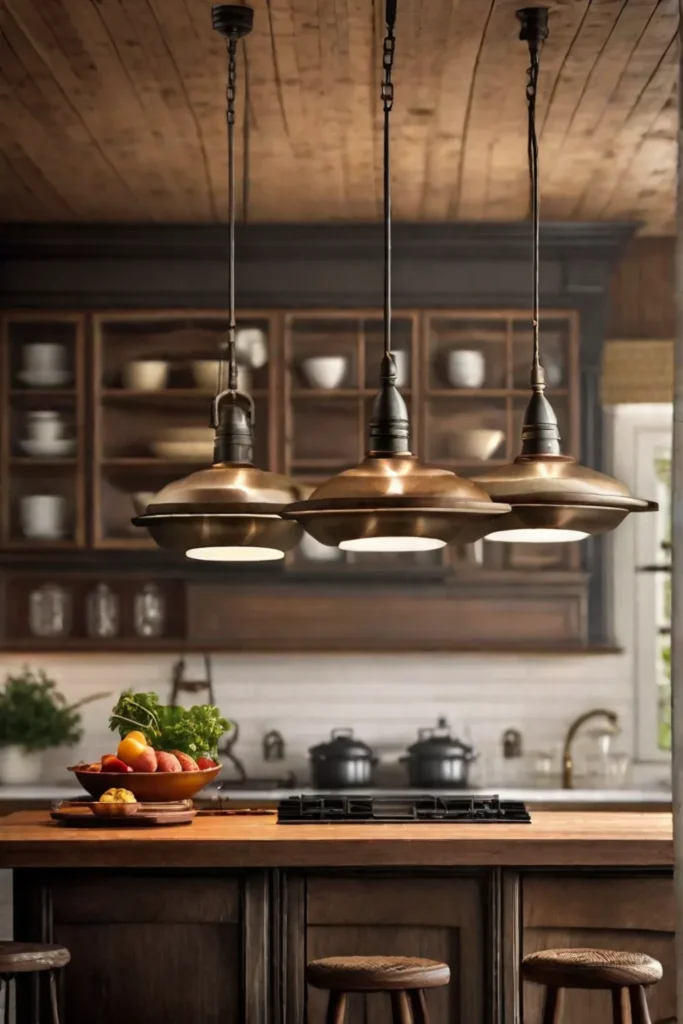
[
  {"xmin": 92, "ymin": 311, "xmax": 274, "ymax": 547},
  {"xmin": 421, "ymin": 310, "xmax": 580, "ymax": 573},
  {"xmin": 1, "ymin": 313, "xmax": 86, "ymax": 549},
  {"xmin": 283, "ymin": 312, "xmax": 445, "ymax": 571},
  {"xmin": 0, "ymin": 306, "xmax": 581, "ymax": 575}
]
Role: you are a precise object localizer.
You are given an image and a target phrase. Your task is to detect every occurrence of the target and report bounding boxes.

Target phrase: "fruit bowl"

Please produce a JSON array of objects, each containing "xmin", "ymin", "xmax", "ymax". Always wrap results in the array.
[{"xmin": 69, "ymin": 764, "xmax": 222, "ymax": 802}]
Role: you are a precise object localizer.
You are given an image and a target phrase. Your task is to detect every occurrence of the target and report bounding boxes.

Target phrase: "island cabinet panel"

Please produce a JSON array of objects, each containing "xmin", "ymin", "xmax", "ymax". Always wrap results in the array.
[
  {"xmin": 14, "ymin": 870, "xmax": 271, "ymax": 1024},
  {"xmin": 284, "ymin": 873, "xmax": 489, "ymax": 1024},
  {"xmin": 521, "ymin": 875, "xmax": 676, "ymax": 1024}
]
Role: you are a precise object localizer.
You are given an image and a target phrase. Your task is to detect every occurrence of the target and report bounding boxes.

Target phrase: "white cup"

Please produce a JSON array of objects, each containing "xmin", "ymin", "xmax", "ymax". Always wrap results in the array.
[
  {"xmin": 20, "ymin": 495, "xmax": 67, "ymax": 539},
  {"xmin": 301, "ymin": 356, "xmax": 347, "ymax": 390},
  {"xmin": 447, "ymin": 349, "xmax": 486, "ymax": 388},
  {"xmin": 26, "ymin": 411, "xmax": 64, "ymax": 444},
  {"xmin": 123, "ymin": 360, "xmax": 169, "ymax": 391},
  {"xmin": 23, "ymin": 343, "xmax": 66, "ymax": 372},
  {"xmin": 392, "ymin": 350, "xmax": 409, "ymax": 388}
]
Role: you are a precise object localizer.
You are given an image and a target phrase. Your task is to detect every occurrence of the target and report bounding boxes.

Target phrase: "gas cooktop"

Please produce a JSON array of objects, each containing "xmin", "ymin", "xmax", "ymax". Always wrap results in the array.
[{"xmin": 277, "ymin": 794, "xmax": 531, "ymax": 824}]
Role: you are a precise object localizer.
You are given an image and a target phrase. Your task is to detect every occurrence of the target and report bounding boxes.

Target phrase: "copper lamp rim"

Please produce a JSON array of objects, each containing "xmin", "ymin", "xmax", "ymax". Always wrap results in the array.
[
  {"xmin": 284, "ymin": 497, "xmax": 511, "ymax": 516},
  {"xmin": 496, "ymin": 500, "xmax": 657, "ymax": 513},
  {"xmin": 479, "ymin": 494, "xmax": 657, "ymax": 512},
  {"xmin": 133, "ymin": 512, "xmax": 282, "ymax": 524}
]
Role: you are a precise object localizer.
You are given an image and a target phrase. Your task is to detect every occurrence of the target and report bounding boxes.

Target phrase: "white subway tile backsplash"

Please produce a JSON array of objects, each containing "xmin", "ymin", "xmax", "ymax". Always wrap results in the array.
[{"xmin": 0, "ymin": 646, "xmax": 638, "ymax": 786}]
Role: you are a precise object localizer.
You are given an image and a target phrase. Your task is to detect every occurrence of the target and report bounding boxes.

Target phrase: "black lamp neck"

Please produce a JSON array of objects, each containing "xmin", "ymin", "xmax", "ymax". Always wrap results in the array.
[
  {"xmin": 213, "ymin": 393, "xmax": 254, "ymax": 465},
  {"xmin": 370, "ymin": 0, "xmax": 409, "ymax": 457},
  {"xmin": 211, "ymin": 5, "xmax": 254, "ymax": 463},
  {"xmin": 517, "ymin": 6, "xmax": 560, "ymax": 457}
]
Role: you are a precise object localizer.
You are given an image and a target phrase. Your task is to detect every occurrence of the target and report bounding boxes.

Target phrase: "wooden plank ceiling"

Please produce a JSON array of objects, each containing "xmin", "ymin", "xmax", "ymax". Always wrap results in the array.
[{"xmin": 0, "ymin": 0, "xmax": 678, "ymax": 231}]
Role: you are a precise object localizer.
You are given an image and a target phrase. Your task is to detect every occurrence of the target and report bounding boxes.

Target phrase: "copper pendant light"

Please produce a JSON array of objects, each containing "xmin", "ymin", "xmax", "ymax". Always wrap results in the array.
[
  {"xmin": 283, "ymin": 0, "xmax": 510, "ymax": 552},
  {"xmin": 133, "ymin": 5, "xmax": 304, "ymax": 561},
  {"xmin": 473, "ymin": 7, "xmax": 657, "ymax": 544}
]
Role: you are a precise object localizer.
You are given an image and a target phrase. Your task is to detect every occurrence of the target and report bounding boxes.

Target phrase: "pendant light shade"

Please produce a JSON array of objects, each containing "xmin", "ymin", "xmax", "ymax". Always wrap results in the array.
[
  {"xmin": 474, "ymin": 7, "xmax": 656, "ymax": 544},
  {"xmin": 283, "ymin": 0, "xmax": 510, "ymax": 551},
  {"xmin": 285, "ymin": 385, "xmax": 509, "ymax": 552},
  {"xmin": 133, "ymin": 5, "xmax": 304, "ymax": 560}
]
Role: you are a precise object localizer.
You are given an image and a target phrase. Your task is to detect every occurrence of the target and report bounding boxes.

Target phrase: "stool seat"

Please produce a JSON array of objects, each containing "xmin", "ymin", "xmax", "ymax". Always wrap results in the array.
[
  {"xmin": 523, "ymin": 949, "xmax": 663, "ymax": 990},
  {"xmin": 0, "ymin": 942, "xmax": 70, "ymax": 975},
  {"xmin": 306, "ymin": 955, "xmax": 450, "ymax": 992}
]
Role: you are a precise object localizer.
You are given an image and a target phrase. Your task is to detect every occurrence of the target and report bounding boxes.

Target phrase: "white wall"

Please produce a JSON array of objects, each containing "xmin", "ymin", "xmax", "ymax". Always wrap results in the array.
[{"xmin": 0, "ymin": 647, "xmax": 661, "ymax": 788}]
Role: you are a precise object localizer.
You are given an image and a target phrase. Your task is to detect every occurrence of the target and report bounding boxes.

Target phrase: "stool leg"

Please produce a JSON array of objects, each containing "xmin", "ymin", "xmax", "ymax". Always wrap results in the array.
[
  {"xmin": 326, "ymin": 990, "xmax": 347, "ymax": 1024},
  {"xmin": 408, "ymin": 988, "xmax": 430, "ymax": 1024},
  {"xmin": 612, "ymin": 987, "xmax": 631, "ymax": 1024},
  {"xmin": 629, "ymin": 986, "xmax": 653, "ymax": 1024},
  {"xmin": 3, "ymin": 977, "xmax": 10, "ymax": 1024},
  {"xmin": 49, "ymin": 971, "xmax": 61, "ymax": 1024},
  {"xmin": 390, "ymin": 991, "xmax": 413, "ymax": 1024},
  {"xmin": 542, "ymin": 986, "xmax": 563, "ymax": 1024}
]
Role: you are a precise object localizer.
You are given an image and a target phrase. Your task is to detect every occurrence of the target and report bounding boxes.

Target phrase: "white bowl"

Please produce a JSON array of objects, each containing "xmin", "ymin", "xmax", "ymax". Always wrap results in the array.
[
  {"xmin": 158, "ymin": 426, "xmax": 214, "ymax": 444},
  {"xmin": 191, "ymin": 361, "xmax": 252, "ymax": 393},
  {"xmin": 150, "ymin": 441, "xmax": 213, "ymax": 461},
  {"xmin": 301, "ymin": 356, "xmax": 347, "ymax": 390},
  {"xmin": 19, "ymin": 438, "xmax": 76, "ymax": 458},
  {"xmin": 123, "ymin": 360, "xmax": 169, "ymax": 391},
  {"xmin": 17, "ymin": 369, "xmax": 71, "ymax": 388},
  {"xmin": 447, "ymin": 429, "xmax": 504, "ymax": 461}
]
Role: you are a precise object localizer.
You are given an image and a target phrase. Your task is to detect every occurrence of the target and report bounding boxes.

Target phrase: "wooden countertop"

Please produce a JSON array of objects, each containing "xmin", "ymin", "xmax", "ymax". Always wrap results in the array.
[{"xmin": 0, "ymin": 811, "xmax": 673, "ymax": 869}]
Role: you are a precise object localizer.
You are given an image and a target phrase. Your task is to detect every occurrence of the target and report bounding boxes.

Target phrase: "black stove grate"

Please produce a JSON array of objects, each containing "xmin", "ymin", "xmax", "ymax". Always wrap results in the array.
[{"xmin": 277, "ymin": 794, "xmax": 531, "ymax": 824}]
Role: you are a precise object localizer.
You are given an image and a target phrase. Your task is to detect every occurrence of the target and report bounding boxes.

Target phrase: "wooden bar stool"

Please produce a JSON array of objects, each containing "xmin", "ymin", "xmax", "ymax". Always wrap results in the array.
[
  {"xmin": 522, "ymin": 948, "xmax": 663, "ymax": 1024},
  {"xmin": 306, "ymin": 955, "xmax": 450, "ymax": 1024},
  {"xmin": 0, "ymin": 942, "xmax": 70, "ymax": 1023}
]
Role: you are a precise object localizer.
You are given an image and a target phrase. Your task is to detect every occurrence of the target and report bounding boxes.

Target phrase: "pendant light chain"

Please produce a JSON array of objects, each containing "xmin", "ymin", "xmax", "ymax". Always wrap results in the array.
[
  {"xmin": 520, "ymin": 10, "xmax": 547, "ymax": 394},
  {"xmin": 219, "ymin": 30, "xmax": 239, "ymax": 399},
  {"xmin": 382, "ymin": 0, "xmax": 397, "ymax": 361}
]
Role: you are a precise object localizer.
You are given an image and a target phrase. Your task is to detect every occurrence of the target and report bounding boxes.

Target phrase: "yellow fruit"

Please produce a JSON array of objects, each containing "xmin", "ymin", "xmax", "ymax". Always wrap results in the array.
[
  {"xmin": 124, "ymin": 730, "xmax": 147, "ymax": 745},
  {"xmin": 99, "ymin": 788, "xmax": 136, "ymax": 804},
  {"xmin": 117, "ymin": 733, "xmax": 147, "ymax": 767}
]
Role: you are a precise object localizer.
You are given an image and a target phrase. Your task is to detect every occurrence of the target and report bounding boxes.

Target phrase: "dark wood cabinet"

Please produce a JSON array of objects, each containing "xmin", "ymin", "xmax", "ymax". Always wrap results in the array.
[
  {"xmin": 0, "ymin": 306, "xmax": 591, "ymax": 653},
  {"xmin": 290, "ymin": 874, "xmax": 487, "ymax": 1024},
  {"xmin": 14, "ymin": 867, "xmax": 674, "ymax": 1024},
  {"xmin": 521, "ymin": 874, "xmax": 676, "ymax": 1024},
  {"xmin": 0, "ymin": 222, "xmax": 632, "ymax": 650},
  {"xmin": 15, "ymin": 870, "xmax": 270, "ymax": 1024}
]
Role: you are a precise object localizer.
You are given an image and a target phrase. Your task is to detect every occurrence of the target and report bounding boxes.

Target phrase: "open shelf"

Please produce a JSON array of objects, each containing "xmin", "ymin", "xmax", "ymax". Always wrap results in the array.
[
  {"xmin": 291, "ymin": 388, "xmax": 412, "ymax": 399},
  {"xmin": 0, "ymin": 306, "xmax": 585, "ymax": 649},
  {"xmin": 102, "ymin": 388, "xmax": 269, "ymax": 401}
]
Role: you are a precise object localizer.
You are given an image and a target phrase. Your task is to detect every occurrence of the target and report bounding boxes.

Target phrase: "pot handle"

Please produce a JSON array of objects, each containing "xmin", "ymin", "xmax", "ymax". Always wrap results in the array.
[{"xmin": 331, "ymin": 727, "xmax": 354, "ymax": 738}]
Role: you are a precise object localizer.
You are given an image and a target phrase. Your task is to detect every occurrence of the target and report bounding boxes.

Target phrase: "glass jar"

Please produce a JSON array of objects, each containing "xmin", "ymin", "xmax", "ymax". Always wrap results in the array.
[
  {"xmin": 29, "ymin": 583, "xmax": 71, "ymax": 637},
  {"xmin": 86, "ymin": 583, "xmax": 120, "ymax": 638},
  {"xmin": 133, "ymin": 583, "xmax": 166, "ymax": 638}
]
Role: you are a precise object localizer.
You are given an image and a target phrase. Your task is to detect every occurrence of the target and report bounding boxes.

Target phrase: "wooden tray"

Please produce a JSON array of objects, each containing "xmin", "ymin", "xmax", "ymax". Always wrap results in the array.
[{"xmin": 51, "ymin": 799, "xmax": 196, "ymax": 828}]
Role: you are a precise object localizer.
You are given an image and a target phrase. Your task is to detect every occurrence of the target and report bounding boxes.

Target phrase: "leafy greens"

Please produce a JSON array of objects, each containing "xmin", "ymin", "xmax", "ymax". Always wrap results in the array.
[{"xmin": 109, "ymin": 690, "xmax": 229, "ymax": 757}]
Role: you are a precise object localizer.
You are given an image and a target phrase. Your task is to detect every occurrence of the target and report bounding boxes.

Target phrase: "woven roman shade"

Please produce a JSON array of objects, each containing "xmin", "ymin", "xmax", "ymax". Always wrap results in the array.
[{"xmin": 601, "ymin": 339, "xmax": 673, "ymax": 404}]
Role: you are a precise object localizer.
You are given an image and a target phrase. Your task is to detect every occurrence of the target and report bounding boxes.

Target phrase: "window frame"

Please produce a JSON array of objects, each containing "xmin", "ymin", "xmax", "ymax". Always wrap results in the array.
[{"xmin": 609, "ymin": 403, "xmax": 672, "ymax": 764}]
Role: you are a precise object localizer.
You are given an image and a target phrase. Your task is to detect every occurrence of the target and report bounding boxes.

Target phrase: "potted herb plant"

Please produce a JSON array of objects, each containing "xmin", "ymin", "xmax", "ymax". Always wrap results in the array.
[{"xmin": 0, "ymin": 667, "xmax": 107, "ymax": 785}]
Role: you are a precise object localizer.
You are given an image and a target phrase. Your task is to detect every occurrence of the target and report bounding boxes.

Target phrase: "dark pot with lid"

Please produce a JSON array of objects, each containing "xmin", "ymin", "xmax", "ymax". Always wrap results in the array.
[
  {"xmin": 401, "ymin": 717, "xmax": 477, "ymax": 789},
  {"xmin": 309, "ymin": 728, "xmax": 378, "ymax": 789}
]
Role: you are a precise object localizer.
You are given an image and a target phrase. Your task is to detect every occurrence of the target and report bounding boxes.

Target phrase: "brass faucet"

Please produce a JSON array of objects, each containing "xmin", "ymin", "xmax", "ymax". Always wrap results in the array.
[{"xmin": 562, "ymin": 709, "xmax": 619, "ymax": 789}]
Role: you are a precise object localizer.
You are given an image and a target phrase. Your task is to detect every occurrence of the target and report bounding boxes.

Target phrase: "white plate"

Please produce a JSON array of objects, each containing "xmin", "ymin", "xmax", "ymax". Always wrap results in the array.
[
  {"xmin": 17, "ymin": 370, "xmax": 72, "ymax": 388},
  {"xmin": 19, "ymin": 438, "xmax": 76, "ymax": 458}
]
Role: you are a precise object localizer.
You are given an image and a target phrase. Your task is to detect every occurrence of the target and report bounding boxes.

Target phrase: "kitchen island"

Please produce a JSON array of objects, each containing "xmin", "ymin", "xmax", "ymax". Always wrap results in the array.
[{"xmin": 0, "ymin": 811, "xmax": 674, "ymax": 1024}]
